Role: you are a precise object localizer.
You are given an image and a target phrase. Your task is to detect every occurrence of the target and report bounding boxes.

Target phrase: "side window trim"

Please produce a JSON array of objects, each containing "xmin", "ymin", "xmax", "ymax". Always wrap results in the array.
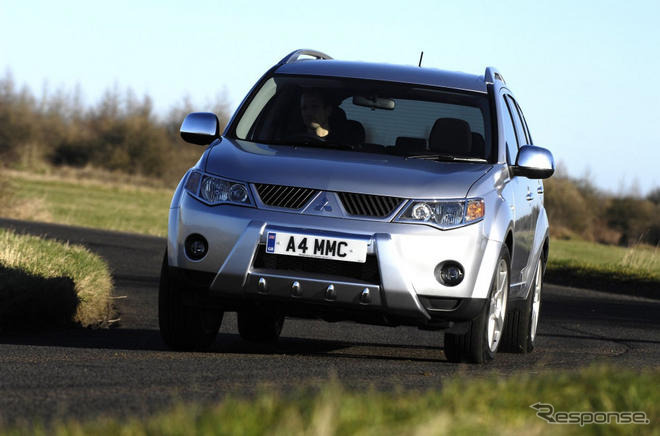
[
  {"xmin": 508, "ymin": 96, "xmax": 530, "ymax": 145},
  {"xmin": 513, "ymin": 99, "xmax": 533, "ymax": 145},
  {"xmin": 503, "ymin": 95, "xmax": 525, "ymax": 148},
  {"xmin": 499, "ymin": 91, "xmax": 518, "ymax": 165}
]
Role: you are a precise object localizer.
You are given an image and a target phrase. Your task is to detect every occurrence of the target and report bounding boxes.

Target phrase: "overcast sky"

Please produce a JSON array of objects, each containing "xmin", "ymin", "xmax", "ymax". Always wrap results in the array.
[{"xmin": 2, "ymin": 0, "xmax": 658, "ymax": 194}]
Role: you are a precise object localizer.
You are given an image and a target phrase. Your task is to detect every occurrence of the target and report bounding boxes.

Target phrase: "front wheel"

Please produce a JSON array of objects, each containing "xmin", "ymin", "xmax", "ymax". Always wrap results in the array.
[
  {"xmin": 158, "ymin": 251, "xmax": 223, "ymax": 351},
  {"xmin": 444, "ymin": 245, "xmax": 510, "ymax": 363}
]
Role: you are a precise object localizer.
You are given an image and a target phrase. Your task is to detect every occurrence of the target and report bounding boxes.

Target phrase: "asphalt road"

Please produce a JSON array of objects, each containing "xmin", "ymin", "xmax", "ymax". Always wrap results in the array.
[{"xmin": 1, "ymin": 218, "xmax": 659, "ymax": 424}]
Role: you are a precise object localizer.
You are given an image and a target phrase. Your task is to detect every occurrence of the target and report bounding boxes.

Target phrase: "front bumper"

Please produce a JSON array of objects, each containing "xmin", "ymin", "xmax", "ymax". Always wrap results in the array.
[{"xmin": 168, "ymin": 193, "xmax": 503, "ymax": 325}]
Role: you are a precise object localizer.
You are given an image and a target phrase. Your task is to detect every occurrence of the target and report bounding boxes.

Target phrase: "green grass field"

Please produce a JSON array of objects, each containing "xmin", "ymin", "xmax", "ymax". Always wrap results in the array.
[
  {"xmin": 0, "ymin": 228, "xmax": 113, "ymax": 329},
  {"xmin": 3, "ymin": 365, "xmax": 657, "ymax": 435},
  {"xmin": 3, "ymin": 170, "xmax": 171, "ymax": 237},
  {"xmin": 550, "ymin": 239, "xmax": 659, "ymax": 273},
  {"xmin": 1, "ymin": 170, "xmax": 658, "ymax": 295},
  {"xmin": 547, "ymin": 239, "xmax": 658, "ymax": 297}
]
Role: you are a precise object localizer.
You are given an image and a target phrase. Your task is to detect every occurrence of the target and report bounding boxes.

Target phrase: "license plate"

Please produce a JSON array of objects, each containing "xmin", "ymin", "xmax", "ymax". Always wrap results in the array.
[{"xmin": 265, "ymin": 231, "xmax": 368, "ymax": 263}]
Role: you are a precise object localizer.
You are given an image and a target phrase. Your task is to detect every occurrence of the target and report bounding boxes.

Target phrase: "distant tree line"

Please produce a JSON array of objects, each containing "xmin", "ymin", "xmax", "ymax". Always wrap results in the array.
[
  {"xmin": 0, "ymin": 71, "xmax": 231, "ymax": 184},
  {"xmin": 1, "ymin": 71, "xmax": 658, "ymax": 246},
  {"xmin": 545, "ymin": 169, "xmax": 660, "ymax": 246}
]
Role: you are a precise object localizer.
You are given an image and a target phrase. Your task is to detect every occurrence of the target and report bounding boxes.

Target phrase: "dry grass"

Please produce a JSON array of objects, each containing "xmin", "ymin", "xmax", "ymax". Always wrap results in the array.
[
  {"xmin": 2, "ymin": 196, "xmax": 53, "ymax": 222},
  {"xmin": 3, "ymin": 166, "xmax": 175, "ymax": 191},
  {"xmin": 620, "ymin": 240, "xmax": 659, "ymax": 271},
  {"xmin": 0, "ymin": 228, "xmax": 114, "ymax": 329}
]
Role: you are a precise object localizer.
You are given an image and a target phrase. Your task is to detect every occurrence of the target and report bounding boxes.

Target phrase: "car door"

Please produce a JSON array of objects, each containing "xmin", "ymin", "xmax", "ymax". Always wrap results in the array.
[
  {"xmin": 506, "ymin": 95, "xmax": 541, "ymax": 286},
  {"xmin": 500, "ymin": 91, "xmax": 534, "ymax": 291}
]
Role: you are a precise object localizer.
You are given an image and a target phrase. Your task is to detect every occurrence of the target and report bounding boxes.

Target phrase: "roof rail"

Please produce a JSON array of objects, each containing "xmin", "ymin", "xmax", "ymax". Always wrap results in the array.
[
  {"xmin": 278, "ymin": 49, "xmax": 333, "ymax": 65},
  {"xmin": 484, "ymin": 67, "xmax": 505, "ymax": 84}
]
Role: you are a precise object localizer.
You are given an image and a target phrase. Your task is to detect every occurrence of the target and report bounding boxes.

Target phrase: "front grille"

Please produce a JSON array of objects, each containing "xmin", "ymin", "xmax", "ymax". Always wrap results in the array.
[
  {"xmin": 253, "ymin": 249, "xmax": 380, "ymax": 284},
  {"xmin": 337, "ymin": 192, "xmax": 404, "ymax": 217},
  {"xmin": 255, "ymin": 184, "xmax": 316, "ymax": 209}
]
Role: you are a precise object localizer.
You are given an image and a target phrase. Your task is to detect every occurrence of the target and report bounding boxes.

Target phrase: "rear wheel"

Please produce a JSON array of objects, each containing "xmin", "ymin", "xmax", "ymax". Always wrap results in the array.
[
  {"xmin": 501, "ymin": 256, "xmax": 544, "ymax": 353},
  {"xmin": 237, "ymin": 307, "xmax": 284, "ymax": 343},
  {"xmin": 158, "ymin": 251, "xmax": 223, "ymax": 350},
  {"xmin": 444, "ymin": 245, "xmax": 510, "ymax": 363}
]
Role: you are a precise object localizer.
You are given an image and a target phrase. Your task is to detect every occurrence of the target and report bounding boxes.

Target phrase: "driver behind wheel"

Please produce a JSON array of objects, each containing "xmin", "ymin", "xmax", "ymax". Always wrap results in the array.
[
  {"xmin": 299, "ymin": 90, "xmax": 365, "ymax": 147},
  {"xmin": 300, "ymin": 90, "xmax": 332, "ymax": 138}
]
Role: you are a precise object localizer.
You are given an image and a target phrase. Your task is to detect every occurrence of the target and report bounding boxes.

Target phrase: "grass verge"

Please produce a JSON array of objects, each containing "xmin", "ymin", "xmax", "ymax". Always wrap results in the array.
[
  {"xmin": 547, "ymin": 239, "xmax": 659, "ymax": 298},
  {"xmin": 0, "ymin": 228, "xmax": 113, "ymax": 330},
  {"xmin": 3, "ymin": 365, "xmax": 657, "ymax": 435}
]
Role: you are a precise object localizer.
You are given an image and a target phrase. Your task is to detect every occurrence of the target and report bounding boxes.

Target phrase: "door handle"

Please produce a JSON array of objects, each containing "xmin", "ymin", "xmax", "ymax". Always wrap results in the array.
[
  {"xmin": 537, "ymin": 186, "xmax": 544, "ymax": 195},
  {"xmin": 526, "ymin": 190, "xmax": 534, "ymax": 201}
]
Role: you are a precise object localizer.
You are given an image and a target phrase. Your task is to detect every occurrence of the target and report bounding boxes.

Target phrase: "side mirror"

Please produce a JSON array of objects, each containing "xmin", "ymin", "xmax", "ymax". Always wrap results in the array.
[
  {"xmin": 512, "ymin": 145, "xmax": 555, "ymax": 179},
  {"xmin": 180, "ymin": 112, "xmax": 220, "ymax": 145}
]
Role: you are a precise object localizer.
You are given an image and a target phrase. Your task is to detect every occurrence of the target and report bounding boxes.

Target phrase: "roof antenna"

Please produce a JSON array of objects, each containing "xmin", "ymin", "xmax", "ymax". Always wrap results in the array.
[{"xmin": 418, "ymin": 51, "xmax": 424, "ymax": 67}]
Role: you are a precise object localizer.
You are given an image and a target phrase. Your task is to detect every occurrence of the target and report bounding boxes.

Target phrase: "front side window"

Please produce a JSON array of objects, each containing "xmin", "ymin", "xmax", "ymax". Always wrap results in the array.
[
  {"xmin": 504, "ymin": 95, "xmax": 528, "ymax": 146},
  {"xmin": 513, "ymin": 99, "xmax": 533, "ymax": 145},
  {"xmin": 500, "ymin": 94, "xmax": 519, "ymax": 164},
  {"xmin": 231, "ymin": 75, "xmax": 493, "ymax": 161}
]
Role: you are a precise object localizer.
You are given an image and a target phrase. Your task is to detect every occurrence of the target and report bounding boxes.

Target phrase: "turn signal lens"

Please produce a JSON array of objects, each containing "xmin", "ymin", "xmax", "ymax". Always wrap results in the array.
[
  {"xmin": 465, "ymin": 199, "xmax": 485, "ymax": 222},
  {"xmin": 184, "ymin": 171, "xmax": 202, "ymax": 195}
]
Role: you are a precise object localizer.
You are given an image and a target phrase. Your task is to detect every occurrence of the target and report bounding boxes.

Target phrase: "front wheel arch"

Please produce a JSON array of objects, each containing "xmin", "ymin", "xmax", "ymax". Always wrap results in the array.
[{"xmin": 444, "ymin": 244, "xmax": 511, "ymax": 363}]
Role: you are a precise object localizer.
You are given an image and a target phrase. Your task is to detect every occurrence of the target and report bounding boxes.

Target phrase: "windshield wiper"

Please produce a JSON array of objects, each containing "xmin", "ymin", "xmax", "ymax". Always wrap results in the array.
[
  {"xmin": 258, "ymin": 138, "xmax": 353, "ymax": 150},
  {"xmin": 405, "ymin": 153, "xmax": 487, "ymax": 163},
  {"xmin": 292, "ymin": 141, "xmax": 353, "ymax": 151}
]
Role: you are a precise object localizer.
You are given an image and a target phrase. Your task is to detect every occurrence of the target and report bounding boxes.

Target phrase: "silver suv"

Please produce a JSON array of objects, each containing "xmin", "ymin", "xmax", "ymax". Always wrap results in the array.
[{"xmin": 160, "ymin": 49, "xmax": 554, "ymax": 363}]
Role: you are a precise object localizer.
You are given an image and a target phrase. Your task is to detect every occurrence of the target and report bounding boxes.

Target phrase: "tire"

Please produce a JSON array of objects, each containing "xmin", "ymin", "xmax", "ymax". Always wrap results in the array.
[
  {"xmin": 501, "ymin": 256, "xmax": 544, "ymax": 353},
  {"xmin": 158, "ymin": 251, "xmax": 223, "ymax": 350},
  {"xmin": 237, "ymin": 307, "xmax": 284, "ymax": 343},
  {"xmin": 444, "ymin": 245, "xmax": 510, "ymax": 363}
]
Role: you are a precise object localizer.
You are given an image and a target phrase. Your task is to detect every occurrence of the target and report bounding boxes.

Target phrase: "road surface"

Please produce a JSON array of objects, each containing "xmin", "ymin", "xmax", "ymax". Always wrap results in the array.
[{"xmin": 1, "ymin": 218, "xmax": 658, "ymax": 423}]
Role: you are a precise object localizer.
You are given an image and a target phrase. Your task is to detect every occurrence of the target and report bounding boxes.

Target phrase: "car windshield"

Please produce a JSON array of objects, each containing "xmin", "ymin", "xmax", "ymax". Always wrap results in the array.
[{"xmin": 232, "ymin": 75, "xmax": 493, "ymax": 161}]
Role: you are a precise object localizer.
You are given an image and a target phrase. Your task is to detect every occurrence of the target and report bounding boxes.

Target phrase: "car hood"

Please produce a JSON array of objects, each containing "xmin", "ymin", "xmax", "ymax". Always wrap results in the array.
[{"xmin": 204, "ymin": 138, "xmax": 492, "ymax": 198}]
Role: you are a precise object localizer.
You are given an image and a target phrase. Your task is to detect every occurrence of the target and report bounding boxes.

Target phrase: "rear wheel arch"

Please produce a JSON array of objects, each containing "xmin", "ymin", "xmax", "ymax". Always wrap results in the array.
[
  {"xmin": 542, "ymin": 237, "xmax": 549, "ymax": 271},
  {"xmin": 505, "ymin": 230, "xmax": 514, "ymax": 261}
]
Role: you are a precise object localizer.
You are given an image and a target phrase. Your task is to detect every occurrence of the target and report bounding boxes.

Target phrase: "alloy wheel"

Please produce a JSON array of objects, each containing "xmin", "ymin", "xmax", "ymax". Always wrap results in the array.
[
  {"xmin": 530, "ymin": 259, "xmax": 543, "ymax": 342},
  {"xmin": 487, "ymin": 258, "xmax": 509, "ymax": 352}
]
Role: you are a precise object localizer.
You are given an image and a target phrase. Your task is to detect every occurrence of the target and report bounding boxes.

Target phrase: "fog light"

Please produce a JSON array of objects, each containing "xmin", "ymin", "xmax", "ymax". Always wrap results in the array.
[
  {"xmin": 435, "ymin": 261, "xmax": 464, "ymax": 286},
  {"xmin": 185, "ymin": 234, "xmax": 208, "ymax": 260}
]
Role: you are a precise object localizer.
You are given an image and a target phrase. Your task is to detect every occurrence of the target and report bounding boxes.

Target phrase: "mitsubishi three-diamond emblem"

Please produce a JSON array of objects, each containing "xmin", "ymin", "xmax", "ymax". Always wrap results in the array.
[
  {"xmin": 303, "ymin": 192, "xmax": 342, "ymax": 217},
  {"xmin": 314, "ymin": 195, "xmax": 332, "ymax": 212}
]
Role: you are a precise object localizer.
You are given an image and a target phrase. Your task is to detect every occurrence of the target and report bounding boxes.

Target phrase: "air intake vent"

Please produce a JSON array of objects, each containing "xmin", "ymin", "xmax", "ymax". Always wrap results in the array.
[
  {"xmin": 255, "ymin": 184, "xmax": 316, "ymax": 209},
  {"xmin": 338, "ymin": 192, "xmax": 404, "ymax": 217}
]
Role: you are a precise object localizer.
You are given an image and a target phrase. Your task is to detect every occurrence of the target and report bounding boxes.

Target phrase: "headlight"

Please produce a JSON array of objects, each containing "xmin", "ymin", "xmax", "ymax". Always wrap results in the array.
[
  {"xmin": 395, "ymin": 198, "xmax": 484, "ymax": 229},
  {"xmin": 184, "ymin": 171, "xmax": 253, "ymax": 206}
]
